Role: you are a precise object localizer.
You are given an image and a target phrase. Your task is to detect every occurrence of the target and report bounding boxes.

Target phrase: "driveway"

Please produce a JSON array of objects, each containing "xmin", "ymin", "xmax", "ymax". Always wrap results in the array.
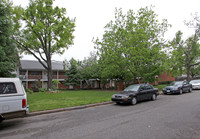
[{"xmin": 0, "ymin": 91, "xmax": 200, "ymax": 139}]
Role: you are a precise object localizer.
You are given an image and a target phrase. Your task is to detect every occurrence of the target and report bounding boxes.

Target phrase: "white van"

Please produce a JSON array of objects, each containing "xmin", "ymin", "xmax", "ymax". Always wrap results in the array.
[{"xmin": 0, "ymin": 78, "xmax": 29, "ymax": 122}]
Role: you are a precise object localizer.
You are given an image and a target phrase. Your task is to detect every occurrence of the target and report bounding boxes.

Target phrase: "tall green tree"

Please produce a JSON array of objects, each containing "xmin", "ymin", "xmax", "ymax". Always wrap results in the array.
[
  {"xmin": 169, "ymin": 31, "xmax": 200, "ymax": 81},
  {"xmin": 12, "ymin": 0, "xmax": 75, "ymax": 90},
  {"xmin": 78, "ymin": 52, "xmax": 101, "ymax": 88},
  {"xmin": 64, "ymin": 58, "xmax": 81, "ymax": 87},
  {"xmin": 169, "ymin": 13, "xmax": 200, "ymax": 81},
  {"xmin": 79, "ymin": 52, "xmax": 100, "ymax": 80},
  {"xmin": 94, "ymin": 7, "xmax": 170, "ymax": 83},
  {"xmin": 0, "ymin": 0, "xmax": 18, "ymax": 77},
  {"xmin": 191, "ymin": 65, "xmax": 200, "ymax": 78}
]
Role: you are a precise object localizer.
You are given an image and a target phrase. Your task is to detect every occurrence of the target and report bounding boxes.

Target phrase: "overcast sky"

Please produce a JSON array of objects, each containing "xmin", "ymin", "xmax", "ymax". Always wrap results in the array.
[{"xmin": 12, "ymin": 0, "xmax": 200, "ymax": 61}]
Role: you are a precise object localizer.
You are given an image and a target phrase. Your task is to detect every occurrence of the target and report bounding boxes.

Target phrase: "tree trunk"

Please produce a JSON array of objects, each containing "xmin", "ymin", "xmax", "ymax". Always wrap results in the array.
[
  {"xmin": 47, "ymin": 68, "xmax": 52, "ymax": 91},
  {"xmin": 186, "ymin": 65, "xmax": 191, "ymax": 82},
  {"xmin": 47, "ymin": 58, "xmax": 53, "ymax": 91}
]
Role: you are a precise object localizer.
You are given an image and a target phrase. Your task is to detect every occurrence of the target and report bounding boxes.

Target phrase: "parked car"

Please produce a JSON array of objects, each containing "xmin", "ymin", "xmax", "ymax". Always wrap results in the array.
[
  {"xmin": 111, "ymin": 84, "xmax": 159, "ymax": 105},
  {"xmin": 190, "ymin": 79, "xmax": 200, "ymax": 89},
  {"xmin": 162, "ymin": 80, "xmax": 192, "ymax": 95},
  {"xmin": 0, "ymin": 78, "xmax": 29, "ymax": 123}
]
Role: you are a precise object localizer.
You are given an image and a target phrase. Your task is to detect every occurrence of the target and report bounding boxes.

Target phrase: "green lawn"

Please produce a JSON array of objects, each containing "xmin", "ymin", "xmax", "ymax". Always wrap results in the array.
[{"xmin": 27, "ymin": 90, "xmax": 117, "ymax": 112}]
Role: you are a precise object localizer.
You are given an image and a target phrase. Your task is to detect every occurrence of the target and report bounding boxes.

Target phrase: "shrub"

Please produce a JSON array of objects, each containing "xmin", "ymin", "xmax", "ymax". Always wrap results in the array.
[
  {"xmin": 52, "ymin": 79, "xmax": 61, "ymax": 90},
  {"xmin": 154, "ymin": 84, "xmax": 167, "ymax": 91},
  {"xmin": 25, "ymin": 88, "xmax": 34, "ymax": 94},
  {"xmin": 39, "ymin": 88, "xmax": 46, "ymax": 92}
]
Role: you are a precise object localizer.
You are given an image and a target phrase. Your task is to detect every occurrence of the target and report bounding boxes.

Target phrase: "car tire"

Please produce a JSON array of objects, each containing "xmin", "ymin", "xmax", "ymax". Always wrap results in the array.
[
  {"xmin": 189, "ymin": 88, "xmax": 192, "ymax": 93},
  {"xmin": 131, "ymin": 97, "xmax": 137, "ymax": 105},
  {"xmin": 152, "ymin": 94, "xmax": 157, "ymax": 101},
  {"xmin": 116, "ymin": 102, "xmax": 120, "ymax": 105},
  {"xmin": 179, "ymin": 89, "xmax": 183, "ymax": 95},
  {"xmin": 0, "ymin": 117, "xmax": 4, "ymax": 123}
]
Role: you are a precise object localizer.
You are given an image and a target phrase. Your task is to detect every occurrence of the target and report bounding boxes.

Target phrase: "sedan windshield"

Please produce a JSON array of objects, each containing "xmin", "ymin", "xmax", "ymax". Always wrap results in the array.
[
  {"xmin": 124, "ymin": 85, "xmax": 140, "ymax": 92},
  {"xmin": 169, "ymin": 81, "xmax": 183, "ymax": 86}
]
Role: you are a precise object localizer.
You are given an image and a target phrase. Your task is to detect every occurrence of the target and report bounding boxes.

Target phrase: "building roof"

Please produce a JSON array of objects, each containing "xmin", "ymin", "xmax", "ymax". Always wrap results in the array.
[{"xmin": 20, "ymin": 60, "xmax": 69, "ymax": 71}]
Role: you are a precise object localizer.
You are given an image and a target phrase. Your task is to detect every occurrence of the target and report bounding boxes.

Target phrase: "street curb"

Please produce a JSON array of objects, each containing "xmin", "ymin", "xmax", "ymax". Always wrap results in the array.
[{"xmin": 27, "ymin": 101, "xmax": 114, "ymax": 117}]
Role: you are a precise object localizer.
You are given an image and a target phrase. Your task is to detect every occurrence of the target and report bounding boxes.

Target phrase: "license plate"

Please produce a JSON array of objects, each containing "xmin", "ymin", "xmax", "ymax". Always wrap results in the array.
[{"xmin": 167, "ymin": 90, "xmax": 170, "ymax": 92}]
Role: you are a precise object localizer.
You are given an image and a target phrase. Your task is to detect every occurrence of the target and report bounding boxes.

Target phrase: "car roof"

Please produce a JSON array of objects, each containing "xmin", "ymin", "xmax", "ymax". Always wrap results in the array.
[
  {"xmin": 190, "ymin": 79, "xmax": 200, "ymax": 82},
  {"xmin": 0, "ymin": 78, "xmax": 20, "ymax": 82},
  {"xmin": 129, "ymin": 84, "xmax": 151, "ymax": 86}
]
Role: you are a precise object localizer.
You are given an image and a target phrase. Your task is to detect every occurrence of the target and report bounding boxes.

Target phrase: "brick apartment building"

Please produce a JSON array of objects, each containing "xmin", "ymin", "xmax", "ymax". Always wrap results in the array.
[
  {"xmin": 17, "ymin": 60, "xmax": 175, "ymax": 90},
  {"xmin": 17, "ymin": 60, "xmax": 69, "ymax": 89},
  {"xmin": 17, "ymin": 60, "xmax": 102, "ymax": 89}
]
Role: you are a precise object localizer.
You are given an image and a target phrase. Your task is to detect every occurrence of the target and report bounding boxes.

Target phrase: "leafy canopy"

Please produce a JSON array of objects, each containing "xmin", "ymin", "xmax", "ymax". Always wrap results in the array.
[
  {"xmin": 12, "ymin": 0, "xmax": 75, "ymax": 89},
  {"xmin": 13, "ymin": 0, "xmax": 75, "ymax": 58},
  {"xmin": 94, "ymin": 6, "xmax": 170, "ymax": 83},
  {"xmin": 64, "ymin": 58, "xmax": 81, "ymax": 86},
  {"xmin": 169, "ymin": 30, "xmax": 200, "ymax": 81},
  {"xmin": 79, "ymin": 52, "xmax": 100, "ymax": 81},
  {"xmin": 169, "ymin": 13, "xmax": 200, "ymax": 81},
  {"xmin": 0, "ymin": 0, "xmax": 18, "ymax": 77}
]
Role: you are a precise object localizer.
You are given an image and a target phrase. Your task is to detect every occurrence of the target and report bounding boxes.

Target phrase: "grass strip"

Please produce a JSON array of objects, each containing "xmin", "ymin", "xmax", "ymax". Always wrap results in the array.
[{"xmin": 27, "ymin": 90, "xmax": 117, "ymax": 112}]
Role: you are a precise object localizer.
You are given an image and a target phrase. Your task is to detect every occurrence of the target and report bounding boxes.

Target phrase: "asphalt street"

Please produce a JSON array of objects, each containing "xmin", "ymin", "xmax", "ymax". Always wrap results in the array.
[{"xmin": 0, "ymin": 91, "xmax": 200, "ymax": 139}]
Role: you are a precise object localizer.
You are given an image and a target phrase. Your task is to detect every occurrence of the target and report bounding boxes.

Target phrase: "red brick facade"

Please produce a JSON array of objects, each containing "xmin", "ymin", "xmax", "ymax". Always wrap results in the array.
[{"xmin": 158, "ymin": 71, "xmax": 175, "ymax": 82}]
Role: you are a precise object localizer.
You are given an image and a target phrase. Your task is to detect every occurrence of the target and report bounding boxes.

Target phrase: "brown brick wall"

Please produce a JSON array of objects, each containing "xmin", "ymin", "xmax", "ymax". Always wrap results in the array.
[{"xmin": 158, "ymin": 71, "xmax": 175, "ymax": 82}]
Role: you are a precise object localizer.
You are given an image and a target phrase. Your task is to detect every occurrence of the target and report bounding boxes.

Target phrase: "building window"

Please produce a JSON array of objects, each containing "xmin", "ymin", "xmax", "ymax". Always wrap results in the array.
[
  {"xmin": 20, "ymin": 70, "xmax": 26, "ymax": 75},
  {"xmin": 0, "ymin": 83, "xmax": 17, "ymax": 94},
  {"xmin": 31, "ymin": 71, "xmax": 40, "ymax": 75},
  {"xmin": 53, "ymin": 72, "xmax": 57, "ymax": 76}
]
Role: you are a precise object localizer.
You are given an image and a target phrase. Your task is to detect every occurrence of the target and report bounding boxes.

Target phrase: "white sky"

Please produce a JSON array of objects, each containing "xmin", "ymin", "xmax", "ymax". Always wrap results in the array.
[{"xmin": 12, "ymin": 0, "xmax": 200, "ymax": 61}]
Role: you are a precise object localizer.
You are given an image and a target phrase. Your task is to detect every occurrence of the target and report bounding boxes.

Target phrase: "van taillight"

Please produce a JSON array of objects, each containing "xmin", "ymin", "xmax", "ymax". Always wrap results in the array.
[{"xmin": 22, "ymin": 99, "xmax": 26, "ymax": 108}]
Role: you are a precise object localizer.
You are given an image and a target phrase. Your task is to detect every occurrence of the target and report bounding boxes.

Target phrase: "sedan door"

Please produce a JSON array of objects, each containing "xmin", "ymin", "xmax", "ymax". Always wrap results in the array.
[
  {"xmin": 144, "ymin": 84, "xmax": 154, "ymax": 99},
  {"xmin": 182, "ymin": 81, "xmax": 190, "ymax": 92},
  {"xmin": 137, "ymin": 85, "xmax": 148, "ymax": 101}
]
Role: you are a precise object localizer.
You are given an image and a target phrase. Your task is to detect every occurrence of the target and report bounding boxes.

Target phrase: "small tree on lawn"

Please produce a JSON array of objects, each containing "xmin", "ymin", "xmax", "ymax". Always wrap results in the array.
[{"xmin": 52, "ymin": 79, "xmax": 61, "ymax": 90}]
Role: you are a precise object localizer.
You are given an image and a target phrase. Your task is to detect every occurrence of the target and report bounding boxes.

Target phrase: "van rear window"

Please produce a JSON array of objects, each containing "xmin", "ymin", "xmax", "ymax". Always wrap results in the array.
[{"xmin": 0, "ymin": 83, "xmax": 17, "ymax": 94}]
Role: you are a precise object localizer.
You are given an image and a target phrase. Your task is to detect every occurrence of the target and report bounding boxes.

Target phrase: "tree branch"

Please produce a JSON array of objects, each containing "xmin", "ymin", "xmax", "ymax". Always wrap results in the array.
[
  {"xmin": 35, "ymin": 48, "xmax": 47, "ymax": 63},
  {"xmin": 16, "ymin": 40, "xmax": 48, "ymax": 69},
  {"xmin": 190, "ymin": 61, "xmax": 200, "ymax": 67},
  {"xmin": 29, "ymin": 24, "xmax": 48, "ymax": 56}
]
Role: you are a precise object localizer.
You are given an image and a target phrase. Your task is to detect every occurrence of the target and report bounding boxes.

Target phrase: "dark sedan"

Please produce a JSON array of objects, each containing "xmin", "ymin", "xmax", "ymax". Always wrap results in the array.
[
  {"xmin": 111, "ymin": 84, "xmax": 159, "ymax": 105},
  {"xmin": 162, "ymin": 81, "xmax": 192, "ymax": 95}
]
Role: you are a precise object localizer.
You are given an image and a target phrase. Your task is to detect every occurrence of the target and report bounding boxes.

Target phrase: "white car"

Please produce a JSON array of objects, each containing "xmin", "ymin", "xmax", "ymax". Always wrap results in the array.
[
  {"xmin": 190, "ymin": 79, "xmax": 200, "ymax": 89},
  {"xmin": 0, "ymin": 78, "xmax": 29, "ymax": 122}
]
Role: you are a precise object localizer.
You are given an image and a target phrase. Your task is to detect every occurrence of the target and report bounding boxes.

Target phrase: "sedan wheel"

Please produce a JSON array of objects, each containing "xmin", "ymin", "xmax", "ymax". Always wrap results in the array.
[
  {"xmin": 0, "ymin": 117, "xmax": 4, "ymax": 123},
  {"xmin": 179, "ymin": 89, "xmax": 183, "ymax": 95},
  {"xmin": 131, "ymin": 97, "xmax": 137, "ymax": 105},
  {"xmin": 152, "ymin": 94, "xmax": 157, "ymax": 101}
]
